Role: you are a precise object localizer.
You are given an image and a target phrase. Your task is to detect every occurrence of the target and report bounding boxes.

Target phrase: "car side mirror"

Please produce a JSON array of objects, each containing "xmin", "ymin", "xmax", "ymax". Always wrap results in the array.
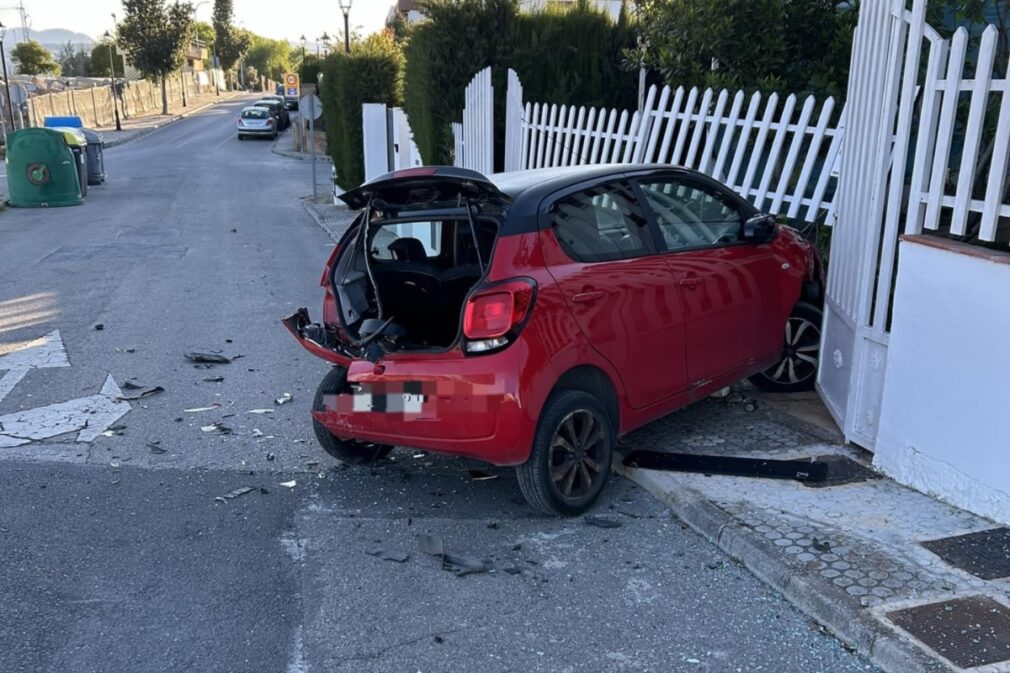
[{"xmin": 743, "ymin": 214, "xmax": 776, "ymax": 242}]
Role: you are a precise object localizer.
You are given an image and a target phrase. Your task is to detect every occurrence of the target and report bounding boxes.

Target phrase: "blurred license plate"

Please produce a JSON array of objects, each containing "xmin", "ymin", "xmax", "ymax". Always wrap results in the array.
[{"xmin": 352, "ymin": 390, "xmax": 425, "ymax": 413}]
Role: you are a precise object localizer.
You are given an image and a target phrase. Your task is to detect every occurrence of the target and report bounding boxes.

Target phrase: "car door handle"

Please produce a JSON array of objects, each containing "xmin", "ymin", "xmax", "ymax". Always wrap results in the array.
[
  {"xmin": 678, "ymin": 277, "xmax": 703, "ymax": 289},
  {"xmin": 572, "ymin": 290, "xmax": 606, "ymax": 304}
]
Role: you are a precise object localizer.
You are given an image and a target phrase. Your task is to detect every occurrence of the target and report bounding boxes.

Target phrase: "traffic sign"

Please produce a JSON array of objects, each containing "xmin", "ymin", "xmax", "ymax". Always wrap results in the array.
[
  {"xmin": 284, "ymin": 72, "xmax": 300, "ymax": 99},
  {"xmin": 300, "ymin": 94, "xmax": 323, "ymax": 120}
]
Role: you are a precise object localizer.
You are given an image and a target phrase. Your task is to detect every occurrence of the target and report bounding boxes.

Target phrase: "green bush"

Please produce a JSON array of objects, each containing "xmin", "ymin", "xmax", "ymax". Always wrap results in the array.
[
  {"xmin": 403, "ymin": 0, "xmax": 636, "ymax": 167},
  {"xmin": 321, "ymin": 33, "xmax": 404, "ymax": 189}
]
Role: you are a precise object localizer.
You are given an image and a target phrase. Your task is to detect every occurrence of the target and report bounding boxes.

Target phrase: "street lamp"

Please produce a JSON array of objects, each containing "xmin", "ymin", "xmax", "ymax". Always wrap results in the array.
[
  {"xmin": 300, "ymin": 34, "xmax": 306, "ymax": 65},
  {"xmin": 339, "ymin": 0, "xmax": 352, "ymax": 53},
  {"xmin": 318, "ymin": 32, "xmax": 331, "ymax": 57},
  {"xmin": 103, "ymin": 30, "xmax": 122, "ymax": 131},
  {"xmin": 0, "ymin": 21, "xmax": 15, "ymax": 133}
]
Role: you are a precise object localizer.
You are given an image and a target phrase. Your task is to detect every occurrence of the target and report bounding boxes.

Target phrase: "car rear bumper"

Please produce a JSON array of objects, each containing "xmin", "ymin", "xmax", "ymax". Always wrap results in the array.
[{"xmin": 237, "ymin": 126, "xmax": 274, "ymax": 135}]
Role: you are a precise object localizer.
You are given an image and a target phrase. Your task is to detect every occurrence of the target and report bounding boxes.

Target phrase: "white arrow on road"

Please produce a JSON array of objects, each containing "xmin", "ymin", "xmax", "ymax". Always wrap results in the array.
[
  {"xmin": 0, "ymin": 330, "xmax": 71, "ymax": 403},
  {"xmin": 0, "ymin": 375, "xmax": 132, "ymax": 448}
]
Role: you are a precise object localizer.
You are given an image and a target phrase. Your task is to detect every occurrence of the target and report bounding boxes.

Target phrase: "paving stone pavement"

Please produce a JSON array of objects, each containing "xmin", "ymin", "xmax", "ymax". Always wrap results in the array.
[{"xmin": 618, "ymin": 385, "xmax": 1010, "ymax": 673}]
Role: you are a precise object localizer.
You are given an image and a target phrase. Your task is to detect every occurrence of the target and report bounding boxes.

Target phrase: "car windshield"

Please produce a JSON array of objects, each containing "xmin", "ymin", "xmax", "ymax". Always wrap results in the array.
[
  {"xmin": 256, "ymin": 101, "xmax": 279, "ymax": 109},
  {"xmin": 242, "ymin": 109, "xmax": 268, "ymax": 119}
]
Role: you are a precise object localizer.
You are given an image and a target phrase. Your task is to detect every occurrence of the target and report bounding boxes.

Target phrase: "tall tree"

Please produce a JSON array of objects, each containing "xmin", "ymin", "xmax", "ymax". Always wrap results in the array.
[
  {"xmin": 11, "ymin": 40, "xmax": 61, "ymax": 75},
  {"xmin": 244, "ymin": 36, "xmax": 291, "ymax": 81},
  {"xmin": 56, "ymin": 41, "xmax": 91, "ymax": 77},
  {"xmin": 213, "ymin": 0, "xmax": 251, "ymax": 78},
  {"xmin": 89, "ymin": 38, "xmax": 126, "ymax": 78},
  {"xmin": 118, "ymin": 0, "xmax": 194, "ymax": 114}
]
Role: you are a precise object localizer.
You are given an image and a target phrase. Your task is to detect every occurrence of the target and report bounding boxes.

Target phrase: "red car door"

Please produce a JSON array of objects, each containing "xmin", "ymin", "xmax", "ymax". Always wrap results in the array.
[
  {"xmin": 633, "ymin": 174, "xmax": 783, "ymax": 387},
  {"xmin": 541, "ymin": 180, "xmax": 689, "ymax": 410}
]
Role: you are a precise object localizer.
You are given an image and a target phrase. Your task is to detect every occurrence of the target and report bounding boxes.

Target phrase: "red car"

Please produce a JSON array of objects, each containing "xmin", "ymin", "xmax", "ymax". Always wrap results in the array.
[{"xmin": 284, "ymin": 165, "xmax": 824, "ymax": 515}]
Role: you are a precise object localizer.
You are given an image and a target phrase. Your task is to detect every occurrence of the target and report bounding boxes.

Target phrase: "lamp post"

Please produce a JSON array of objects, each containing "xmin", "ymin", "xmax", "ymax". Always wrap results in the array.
[
  {"xmin": 103, "ymin": 30, "xmax": 122, "ymax": 131},
  {"xmin": 318, "ymin": 32, "xmax": 331, "ymax": 57},
  {"xmin": 0, "ymin": 21, "xmax": 14, "ymax": 134},
  {"xmin": 338, "ymin": 0, "xmax": 352, "ymax": 53},
  {"xmin": 300, "ymin": 34, "xmax": 306, "ymax": 65}
]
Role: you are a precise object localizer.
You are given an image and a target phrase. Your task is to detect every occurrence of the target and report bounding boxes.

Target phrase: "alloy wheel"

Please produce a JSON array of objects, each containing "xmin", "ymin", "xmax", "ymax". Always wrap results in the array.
[
  {"xmin": 548, "ymin": 409, "xmax": 606, "ymax": 500},
  {"xmin": 765, "ymin": 315, "xmax": 821, "ymax": 385}
]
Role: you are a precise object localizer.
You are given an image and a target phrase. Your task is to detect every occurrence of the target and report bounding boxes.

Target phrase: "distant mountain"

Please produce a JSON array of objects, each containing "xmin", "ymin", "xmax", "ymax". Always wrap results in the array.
[{"xmin": 17, "ymin": 28, "xmax": 95, "ymax": 51}]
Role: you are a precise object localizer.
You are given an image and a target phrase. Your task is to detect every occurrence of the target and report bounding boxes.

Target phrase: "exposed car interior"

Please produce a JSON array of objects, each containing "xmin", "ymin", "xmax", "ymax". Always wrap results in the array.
[{"xmin": 332, "ymin": 216, "xmax": 499, "ymax": 349}]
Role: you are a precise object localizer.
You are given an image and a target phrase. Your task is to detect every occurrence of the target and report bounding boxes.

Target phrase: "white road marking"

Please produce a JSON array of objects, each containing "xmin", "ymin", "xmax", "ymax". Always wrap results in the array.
[
  {"xmin": 0, "ymin": 375, "xmax": 131, "ymax": 448},
  {"xmin": 0, "ymin": 330, "xmax": 71, "ymax": 404}
]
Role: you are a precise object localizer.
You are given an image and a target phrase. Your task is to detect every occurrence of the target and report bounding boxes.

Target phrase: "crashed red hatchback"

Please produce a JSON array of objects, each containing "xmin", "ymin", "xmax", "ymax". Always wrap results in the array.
[{"xmin": 284, "ymin": 165, "xmax": 824, "ymax": 515}]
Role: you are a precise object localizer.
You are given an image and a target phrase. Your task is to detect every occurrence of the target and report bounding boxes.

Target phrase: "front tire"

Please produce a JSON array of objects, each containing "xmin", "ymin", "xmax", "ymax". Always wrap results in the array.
[
  {"xmin": 312, "ymin": 367, "xmax": 393, "ymax": 464},
  {"xmin": 749, "ymin": 302, "xmax": 823, "ymax": 393},
  {"xmin": 516, "ymin": 390, "xmax": 614, "ymax": 516}
]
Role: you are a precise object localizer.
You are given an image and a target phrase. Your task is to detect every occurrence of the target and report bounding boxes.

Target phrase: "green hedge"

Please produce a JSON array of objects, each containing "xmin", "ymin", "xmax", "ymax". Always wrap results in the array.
[
  {"xmin": 320, "ymin": 33, "xmax": 404, "ymax": 189},
  {"xmin": 403, "ymin": 0, "xmax": 636, "ymax": 168}
]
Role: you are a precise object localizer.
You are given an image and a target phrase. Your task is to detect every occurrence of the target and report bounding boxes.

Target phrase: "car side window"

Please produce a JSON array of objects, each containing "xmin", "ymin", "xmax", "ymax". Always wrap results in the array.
[
  {"xmin": 637, "ymin": 178, "xmax": 745, "ymax": 252},
  {"xmin": 549, "ymin": 181, "xmax": 650, "ymax": 263}
]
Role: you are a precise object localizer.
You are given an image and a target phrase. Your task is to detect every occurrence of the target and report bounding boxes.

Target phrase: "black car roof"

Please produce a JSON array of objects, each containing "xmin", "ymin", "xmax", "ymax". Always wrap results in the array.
[{"xmin": 489, "ymin": 163, "xmax": 757, "ymax": 235}]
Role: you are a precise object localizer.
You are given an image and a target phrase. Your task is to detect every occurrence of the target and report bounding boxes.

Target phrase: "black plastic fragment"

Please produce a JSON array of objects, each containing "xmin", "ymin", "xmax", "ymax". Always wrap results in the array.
[
  {"xmin": 185, "ymin": 352, "xmax": 232, "ymax": 364},
  {"xmin": 585, "ymin": 515, "xmax": 622, "ymax": 529},
  {"xmin": 622, "ymin": 450, "xmax": 828, "ymax": 482},
  {"xmin": 417, "ymin": 534, "xmax": 489, "ymax": 576}
]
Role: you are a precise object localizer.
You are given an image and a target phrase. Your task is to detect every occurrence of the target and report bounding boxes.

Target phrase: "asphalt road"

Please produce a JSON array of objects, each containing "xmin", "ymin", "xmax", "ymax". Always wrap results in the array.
[{"xmin": 0, "ymin": 97, "xmax": 878, "ymax": 673}]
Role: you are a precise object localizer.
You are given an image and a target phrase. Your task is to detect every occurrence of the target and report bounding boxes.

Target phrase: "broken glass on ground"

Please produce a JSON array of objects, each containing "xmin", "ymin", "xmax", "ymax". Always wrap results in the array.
[
  {"xmin": 417, "ymin": 534, "xmax": 490, "ymax": 576},
  {"xmin": 200, "ymin": 422, "xmax": 232, "ymax": 435},
  {"xmin": 274, "ymin": 393, "xmax": 293, "ymax": 406}
]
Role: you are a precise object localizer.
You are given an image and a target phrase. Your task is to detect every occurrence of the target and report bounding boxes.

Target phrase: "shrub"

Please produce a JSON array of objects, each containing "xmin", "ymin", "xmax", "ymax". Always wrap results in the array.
[
  {"xmin": 403, "ymin": 0, "xmax": 636, "ymax": 167},
  {"xmin": 321, "ymin": 33, "xmax": 404, "ymax": 189}
]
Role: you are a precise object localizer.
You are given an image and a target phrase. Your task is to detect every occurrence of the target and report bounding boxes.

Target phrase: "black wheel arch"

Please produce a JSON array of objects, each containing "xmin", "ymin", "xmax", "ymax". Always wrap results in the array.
[{"xmin": 548, "ymin": 365, "xmax": 620, "ymax": 437}]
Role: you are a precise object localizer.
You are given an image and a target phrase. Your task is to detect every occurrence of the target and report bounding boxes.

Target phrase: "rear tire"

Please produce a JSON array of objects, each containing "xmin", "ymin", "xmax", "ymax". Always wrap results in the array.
[
  {"xmin": 312, "ymin": 367, "xmax": 393, "ymax": 464},
  {"xmin": 749, "ymin": 302, "xmax": 823, "ymax": 393},
  {"xmin": 516, "ymin": 390, "xmax": 614, "ymax": 516}
]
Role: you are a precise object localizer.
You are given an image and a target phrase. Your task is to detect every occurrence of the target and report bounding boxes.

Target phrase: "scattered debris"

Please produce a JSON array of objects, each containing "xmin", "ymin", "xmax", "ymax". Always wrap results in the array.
[
  {"xmin": 280, "ymin": 479, "xmax": 297, "ymax": 488},
  {"xmin": 117, "ymin": 385, "xmax": 164, "ymax": 401},
  {"xmin": 412, "ymin": 453, "xmax": 426, "ymax": 459},
  {"xmin": 707, "ymin": 560, "xmax": 726, "ymax": 570},
  {"xmin": 184, "ymin": 352, "xmax": 232, "ymax": 364},
  {"xmin": 433, "ymin": 635, "xmax": 445, "ymax": 644},
  {"xmin": 503, "ymin": 566, "xmax": 523, "ymax": 575},
  {"xmin": 185, "ymin": 406, "xmax": 220, "ymax": 413},
  {"xmin": 468, "ymin": 470, "xmax": 499, "ymax": 481},
  {"xmin": 94, "ymin": 323, "xmax": 104, "ymax": 331},
  {"xmin": 110, "ymin": 462, "xmax": 120, "ymax": 468},
  {"xmin": 812, "ymin": 537, "xmax": 832, "ymax": 553},
  {"xmin": 585, "ymin": 515, "xmax": 622, "ymax": 529},
  {"xmin": 744, "ymin": 403, "xmax": 757, "ymax": 412},
  {"xmin": 248, "ymin": 408, "xmax": 274, "ymax": 415},
  {"xmin": 215, "ymin": 486, "xmax": 255, "ymax": 503},
  {"xmin": 203, "ymin": 376, "xmax": 225, "ymax": 383},
  {"xmin": 365, "ymin": 546, "xmax": 410, "ymax": 563},
  {"xmin": 417, "ymin": 534, "xmax": 490, "ymax": 576},
  {"xmin": 274, "ymin": 393, "xmax": 293, "ymax": 406},
  {"xmin": 100, "ymin": 424, "xmax": 127, "ymax": 438},
  {"xmin": 147, "ymin": 441, "xmax": 167, "ymax": 454},
  {"xmin": 252, "ymin": 429, "xmax": 264, "ymax": 438},
  {"xmin": 266, "ymin": 452, "xmax": 275, "ymax": 461},
  {"xmin": 200, "ymin": 422, "xmax": 232, "ymax": 435}
]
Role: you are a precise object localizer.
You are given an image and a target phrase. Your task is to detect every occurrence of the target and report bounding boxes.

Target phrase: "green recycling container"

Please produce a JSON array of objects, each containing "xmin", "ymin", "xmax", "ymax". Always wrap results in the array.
[{"xmin": 4, "ymin": 128, "xmax": 84, "ymax": 207}]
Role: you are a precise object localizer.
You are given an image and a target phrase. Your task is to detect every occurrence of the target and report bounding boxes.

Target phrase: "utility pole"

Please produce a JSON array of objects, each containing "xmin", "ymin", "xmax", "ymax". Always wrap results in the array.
[
  {"xmin": 0, "ymin": 21, "xmax": 14, "ymax": 134},
  {"xmin": 339, "ymin": 0, "xmax": 352, "ymax": 53},
  {"xmin": 103, "ymin": 30, "xmax": 122, "ymax": 131}
]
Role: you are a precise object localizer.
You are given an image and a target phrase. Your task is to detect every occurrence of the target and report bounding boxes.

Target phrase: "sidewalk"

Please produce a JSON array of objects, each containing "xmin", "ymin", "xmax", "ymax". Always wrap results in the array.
[
  {"xmin": 301, "ymin": 195, "xmax": 357, "ymax": 242},
  {"xmin": 98, "ymin": 90, "xmax": 243, "ymax": 147},
  {"xmin": 616, "ymin": 386, "xmax": 1010, "ymax": 673}
]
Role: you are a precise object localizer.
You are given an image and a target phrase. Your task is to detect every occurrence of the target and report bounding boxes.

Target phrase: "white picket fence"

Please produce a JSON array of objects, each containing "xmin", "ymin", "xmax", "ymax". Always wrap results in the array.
[
  {"xmin": 904, "ymin": 24, "xmax": 1010, "ymax": 246},
  {"xmin": 455, "ymin": 68, "xmax": 845, "ymax": 225},
  {"xmin": 453, "ymin": 66, "xmax": 495, "ymax": 175}
]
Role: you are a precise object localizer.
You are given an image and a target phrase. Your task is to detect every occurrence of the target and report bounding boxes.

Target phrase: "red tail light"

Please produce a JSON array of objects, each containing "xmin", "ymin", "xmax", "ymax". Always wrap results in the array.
[{"xmin": 463, "ymin": 278, "xmax": 536, "ymax": 353}]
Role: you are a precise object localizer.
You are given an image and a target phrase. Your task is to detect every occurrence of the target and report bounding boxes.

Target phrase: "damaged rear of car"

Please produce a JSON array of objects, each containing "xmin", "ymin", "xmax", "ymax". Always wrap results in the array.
[{"xmin": 284, "ymin": 167, "xmax": 553, "ymax": 474}]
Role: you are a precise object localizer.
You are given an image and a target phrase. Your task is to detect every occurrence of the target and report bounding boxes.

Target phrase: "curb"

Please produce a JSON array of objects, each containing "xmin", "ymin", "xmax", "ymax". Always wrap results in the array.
[
  {"xmin": 616, "ymin": 464, "xmax": 954, "ymax": 673},
  {"xmin": 301, "ymin": 198, "xmax": 356, "ymax": 243},
  {"xmin": 104, "ymin": 92, "xmax": 242, "ymax": 148}
]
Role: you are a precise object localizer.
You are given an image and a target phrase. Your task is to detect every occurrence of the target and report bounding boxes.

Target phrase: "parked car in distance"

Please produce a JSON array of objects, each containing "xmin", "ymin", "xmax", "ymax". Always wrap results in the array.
[
  {"xmin": 284, "ymin": 165, "xmax": 825, "ymax": 516},
  {"xmin": 252, "ymin": 99, "xmax": 289, "ymax": 130},
  {"xmin": 236, "ymin": 106, "xmax": 277, "ymax": 139}
]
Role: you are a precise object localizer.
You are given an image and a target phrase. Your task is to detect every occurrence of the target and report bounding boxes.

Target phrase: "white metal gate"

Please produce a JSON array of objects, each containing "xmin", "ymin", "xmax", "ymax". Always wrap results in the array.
[{"xmin": 820, "ymin": 0, "xmax": 1010, "ymax": 449}]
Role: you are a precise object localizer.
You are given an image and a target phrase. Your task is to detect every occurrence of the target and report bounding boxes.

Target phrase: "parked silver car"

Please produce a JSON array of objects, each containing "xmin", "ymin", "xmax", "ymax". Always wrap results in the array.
[{"xmin": 236, "ymin": 106, "xmax": 277, "ymax": 140}]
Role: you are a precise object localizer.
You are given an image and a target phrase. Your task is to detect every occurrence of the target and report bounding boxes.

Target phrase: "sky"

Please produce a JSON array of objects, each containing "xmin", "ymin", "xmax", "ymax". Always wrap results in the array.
[{"xmin": 7, "ymin": 0, "xmax": 391, "ymax": 44}]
